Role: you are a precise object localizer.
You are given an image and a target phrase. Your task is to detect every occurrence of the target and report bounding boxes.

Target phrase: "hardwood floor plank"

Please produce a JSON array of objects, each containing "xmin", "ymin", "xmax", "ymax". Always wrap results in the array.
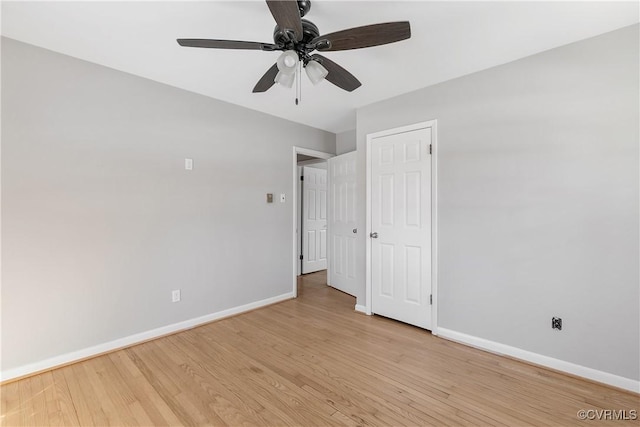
[
  {"xmin": 0, "ymin": 381, "xmax": 22, "ymax": 427},
  {"xmin": 49, "ymin": 370, "xmax": 81, "ymax": 427},
  {"xmin": 110, "ymin": 359, "xmax": 183, "ymax": 427},
  {"xmin": 105, "ymin": 350, "xmax": 183, "ymax": 425},
  {"xmin": 127, "ymin": 401, "xmax": 156, "ymax": 427},
  {"xmin": 126, "ymin": 346, "xmax": 213, "ymax": 426},
  {"xmin": 28, "ymin": 375, "xmax": 49, "ymax": 427},
  {"xmin": 81, "ymin": 357, "xmax": 136, "ymax": 426},
  {"xmin": 62, "ymin": 364, "xmax": 106, "ymax": 426},
  {"xmin": 1, "ymin": 271, "xmax": 638, "ymax": 426},
  {"xmin": 17, "ymin": 377, "xmax": 36, "ymax": 426},
  {"xmin": 40, "ymin": 373, "xmax": 61, "ymax": 427}
]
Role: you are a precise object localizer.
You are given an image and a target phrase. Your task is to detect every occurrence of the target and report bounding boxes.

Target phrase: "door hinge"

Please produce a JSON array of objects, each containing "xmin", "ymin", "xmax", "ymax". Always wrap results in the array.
[
  {"xmin": 430, "ymin": 294, "xmax": 433, "ymax": 305},
  {"xmin": 300, "ymin": 175, "xmax": 304, "ymax": 181},
  {"xmin": 299, "ymin": 254, "xmax": 303, "ymax": 260},
  {"xmin": 429, "ymin": 144, "xmax": 432, "ymax": 155}
]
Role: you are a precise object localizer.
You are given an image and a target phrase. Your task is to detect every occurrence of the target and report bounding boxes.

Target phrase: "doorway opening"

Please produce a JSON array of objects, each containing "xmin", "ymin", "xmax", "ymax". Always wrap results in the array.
[
  {"xmin": 291, "ymin": 147, "xmax": 333, "ymax": 297},
  {"xmin": 298, "ymin": 159, "xmax": 328, "ymax": 276}
]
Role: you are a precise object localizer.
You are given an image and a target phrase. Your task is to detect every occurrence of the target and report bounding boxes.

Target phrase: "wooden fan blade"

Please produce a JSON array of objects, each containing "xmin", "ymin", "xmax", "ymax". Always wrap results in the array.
[
  {"xmin": 312, "ymin": 21, "xmax": 410, "ymax": 51},
  {"xmin": 310, "ymin": 55, "xmax": 361, "ymax": 92},
  {"xmin": 253, "ymin": 63, "xmax": 280, "ymax": 93},
  {"xmin": 177, "ymin": 39, "xmax": 278, "ymax": 51},
  {"xmin": 266, "ymin": 0, "xmax": 303, "ymax": 42}
]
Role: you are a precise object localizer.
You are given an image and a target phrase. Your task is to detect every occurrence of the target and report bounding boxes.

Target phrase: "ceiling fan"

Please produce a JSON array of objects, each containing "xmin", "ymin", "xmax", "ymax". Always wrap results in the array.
[{"xmin": 177, "ymin": 0, "xmax": 411, "ymax": 94}]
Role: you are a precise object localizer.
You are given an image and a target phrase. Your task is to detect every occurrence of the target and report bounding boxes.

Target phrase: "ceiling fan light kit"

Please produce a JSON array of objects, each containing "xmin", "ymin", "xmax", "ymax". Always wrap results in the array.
[
  {"xmin": 276, "ymin": 50, "xmax": 299, "ymax": 74},
  {"xmin": 177, "ymin": 0, "xmax": 411, "ymax": 101},
  {"xmin": 305, "ymin": 60, "xmax": 328, "ymax": 85},
  {"xmin": 275, "ymin": 69, "xmax": 296, "ymax": 88}
]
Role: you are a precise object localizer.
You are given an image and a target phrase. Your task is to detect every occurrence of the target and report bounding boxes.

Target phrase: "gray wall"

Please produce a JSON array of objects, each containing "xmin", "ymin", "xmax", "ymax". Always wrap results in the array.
[
  {"xmin": 356, "ymin": 25, "xmax": 639, "ymax": 381},
  {"xmin": 336, "ymin": 129, "xmax": 356, "ymax": 155},
  {"xmin": 1, "ymin": 38, "xmax": 335, "ymax": 372}
]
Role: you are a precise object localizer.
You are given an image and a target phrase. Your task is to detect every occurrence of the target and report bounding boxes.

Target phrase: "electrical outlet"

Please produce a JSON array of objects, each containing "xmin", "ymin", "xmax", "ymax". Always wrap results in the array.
[
  {"xmin": 551, "ymin": 317, "xmax": 562, "ymax": 330},
  {"xmin": 172, "ymin": 290, "xmax": 181, "ymax": 303}
]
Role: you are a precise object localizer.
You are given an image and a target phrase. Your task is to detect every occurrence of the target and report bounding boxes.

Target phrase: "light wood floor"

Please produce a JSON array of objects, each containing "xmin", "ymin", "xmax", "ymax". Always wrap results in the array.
[{"xmin": 2, "ymin": 271, "xmax": 638, "ymax": 426}]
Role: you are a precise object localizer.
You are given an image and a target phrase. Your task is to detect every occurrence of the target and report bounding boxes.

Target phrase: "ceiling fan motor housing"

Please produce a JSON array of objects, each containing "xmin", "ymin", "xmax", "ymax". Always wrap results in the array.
[{"xmin": 273, "ymin": 19, "xmax": 320, "ymax": 55}]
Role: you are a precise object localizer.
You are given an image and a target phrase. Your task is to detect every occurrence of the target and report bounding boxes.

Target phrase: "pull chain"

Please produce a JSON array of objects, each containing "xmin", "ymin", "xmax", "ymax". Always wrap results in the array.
[{"xmin": 295, "ymin": 60, "xmax": 301, "ymax": 105}]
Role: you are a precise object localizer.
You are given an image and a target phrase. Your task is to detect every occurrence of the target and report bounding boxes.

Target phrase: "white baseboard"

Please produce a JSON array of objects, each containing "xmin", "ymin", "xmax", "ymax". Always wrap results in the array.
[
  {"xmin": 355, "ymin": 304, "xmax": 367, "ymax": 314},
  {"xmin": 437, "ymin": 327, "xmax": 639, "ymax": 394},
  {"xmin": 1, "ymin": 292, "xmax": 293, "ymax": 383}
]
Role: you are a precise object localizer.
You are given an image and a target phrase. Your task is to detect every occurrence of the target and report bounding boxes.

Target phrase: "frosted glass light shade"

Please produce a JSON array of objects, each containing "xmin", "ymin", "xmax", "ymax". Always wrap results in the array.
[
  {"xmin": 305, "ymin": 60, "xmax": 328, "ymax": 85},
  {"xmin": 276, "ymin": 50, "xmax": 298, "ymax": 75},
  {"xmin": 275, "ymin": 70, "xmax": 295, "ymax": 88}
]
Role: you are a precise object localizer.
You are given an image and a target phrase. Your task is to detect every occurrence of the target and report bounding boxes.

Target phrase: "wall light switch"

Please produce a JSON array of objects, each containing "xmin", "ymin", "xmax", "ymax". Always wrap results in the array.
[
  {"xmin": 280, "ymin": 193, "xmax": 286, "ymax": 203},
  {"xmin": 267, "ymin": 193, "xmax": 273, "ymax": 203},
  {"xmin": 172, "ymin": 290, "xmax": 181, "ymax": 303},
  {"xmin": 185, "ymin": 158, "xmax": 193, "ymax": 170}
]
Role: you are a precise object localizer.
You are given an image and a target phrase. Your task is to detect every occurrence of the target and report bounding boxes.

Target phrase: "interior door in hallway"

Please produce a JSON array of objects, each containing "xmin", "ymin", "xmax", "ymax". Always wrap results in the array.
[
  {"xmin": 302, "ymin": 166, "xmax": 328, "ymax": 274},
  {"xmin": 370, "ymin": 126, "xmax": 432, "ymax": 329},
  {"xmin": 328, "ymin": 151, "xmax": 357, "ymax": 296}
]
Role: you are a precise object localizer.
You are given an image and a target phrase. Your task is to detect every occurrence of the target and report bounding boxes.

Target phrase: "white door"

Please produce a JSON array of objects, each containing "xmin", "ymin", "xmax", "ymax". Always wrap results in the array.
[
  {"xmin": 302, "ymin": 166, "xmax": 328, "ymax": 273},
  {"xmin": 370, "ymin": 127, "xmax": 432, "ymax": 329},
  {"xmin": 328, "ymin": 152, "xmax": 357, "ymax": 296}
]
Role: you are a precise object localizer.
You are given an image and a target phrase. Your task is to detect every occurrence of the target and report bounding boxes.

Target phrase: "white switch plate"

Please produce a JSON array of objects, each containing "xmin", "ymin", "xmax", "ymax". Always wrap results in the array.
[
  {"xmin": 280, "ymin": 193, "xmax": 286, "ymax": 203},
  {"xmin": 185, "ymin": 158, "xmax": 193, "ymax": 170},
  {"xmin": 172, "ymin": 290, "xmax": 181, "ymax": 302}
]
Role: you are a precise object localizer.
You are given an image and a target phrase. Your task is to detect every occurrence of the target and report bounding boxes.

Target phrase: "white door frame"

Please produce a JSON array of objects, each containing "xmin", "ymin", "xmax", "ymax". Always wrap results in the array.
[
  {"xmin": 292, "ymin": 147, "xmax": 334, "ymax": 297},
  {"xmin": 365, "ymin": 120, "xmax": 439, "ymax": 334}
]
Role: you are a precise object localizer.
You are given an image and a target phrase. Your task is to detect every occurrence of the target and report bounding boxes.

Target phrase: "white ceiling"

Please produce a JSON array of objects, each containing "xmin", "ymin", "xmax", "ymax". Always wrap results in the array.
[{"xmin": 2, "ymin": 1, "xmax": 638, "ymax": 133}]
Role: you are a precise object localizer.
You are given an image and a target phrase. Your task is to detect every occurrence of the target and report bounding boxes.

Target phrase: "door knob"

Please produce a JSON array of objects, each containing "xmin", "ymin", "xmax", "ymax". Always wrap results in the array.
[
  {"xmin": 353, "ymin": 228, "xmax": 357, "ymax": 234},
  {"xmin": 370, "ymin": 232, "xmax": 378, "ymax": 238}
]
